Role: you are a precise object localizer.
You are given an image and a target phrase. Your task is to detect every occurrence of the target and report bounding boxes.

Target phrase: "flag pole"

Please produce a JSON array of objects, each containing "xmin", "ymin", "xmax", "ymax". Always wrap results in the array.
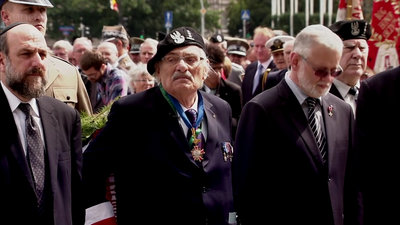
[{"xmin": 346, "ymin": 0, "xmax": 353, "ymax": 20}]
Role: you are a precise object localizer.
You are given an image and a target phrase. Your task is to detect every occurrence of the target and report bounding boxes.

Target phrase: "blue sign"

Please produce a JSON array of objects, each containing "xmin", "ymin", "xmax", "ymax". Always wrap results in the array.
[
  {"xmin": 165, "ymin": 11, "xmax": 173, "ymax": 29},
  {"xmin": 241, "ymin": 9, "xmax": 250, "ymax": 20}
]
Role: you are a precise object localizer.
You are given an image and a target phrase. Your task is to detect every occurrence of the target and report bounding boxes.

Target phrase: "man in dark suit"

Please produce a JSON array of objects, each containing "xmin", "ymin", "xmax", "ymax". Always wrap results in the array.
[
  {"xmin": 241, "ymin": 26, "xmax": 276, "ymax": 106},
  {"xmin": 83, "ymin": 27, "xmax": 236, "ymax": 225},
  {"xmin": 344, "ymin": 66, "xmax": 400, "ymax": 225},
  {"xmin": 233, "ymin": 25, "xmax": 354, "ymax": 225},
  {"xmin": 203, "ymin": 43, "xmax": 242, "ymax": 140},
  {"xmin": 329, "ymin": 19, "xmax": 372, "ymax": 115},
  {"xmin": 0, "ymin": 23, "xmax": 83, "ymax": 225}
]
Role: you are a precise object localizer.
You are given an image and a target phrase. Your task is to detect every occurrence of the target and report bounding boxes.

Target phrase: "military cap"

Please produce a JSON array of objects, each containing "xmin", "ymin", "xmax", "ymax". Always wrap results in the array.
[
  {"xmin": 147, "ymin": 26, "xmax": 205, "ymax": 75},
  {"xmin": 0, "ymin": 0, "xmax": 53, "ymax": 7},
  {"xmin": 102, "ymin": 25, "xmax": 129, "ymax": 42},
  {"xmin": 266, "ymin": 35, "xmax": 295, "ymax": 53},
  {"xmin": 226, "ymin": 37, "xmax": 249, "ymax": 57},
  {"xmin": 329, "ymin": 19, "xmax": 371, "ymax": 40},
  {"xmin": 209, "ymin": 33, "xmax": 224, "ymax": 43},
  {"xmin": 129, "ymin": 37, "xmax": 144, "ymax": 54}
]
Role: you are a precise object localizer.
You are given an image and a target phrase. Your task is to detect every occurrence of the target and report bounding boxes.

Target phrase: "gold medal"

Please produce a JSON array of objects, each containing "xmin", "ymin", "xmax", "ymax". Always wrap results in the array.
[{"xmin": 191, "ymin": 146, "xmax": 205, "ymax": 162}]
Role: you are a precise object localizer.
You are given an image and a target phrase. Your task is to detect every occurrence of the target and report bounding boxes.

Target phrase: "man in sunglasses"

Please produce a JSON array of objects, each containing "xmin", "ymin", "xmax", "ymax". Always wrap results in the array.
[
  {"xmin": 329, "ymin": 19, "xmax": 372, "ymax": 115},
  {"xmin": 233, "ymin": 24, "xmax": 354, "ymax": 225}
]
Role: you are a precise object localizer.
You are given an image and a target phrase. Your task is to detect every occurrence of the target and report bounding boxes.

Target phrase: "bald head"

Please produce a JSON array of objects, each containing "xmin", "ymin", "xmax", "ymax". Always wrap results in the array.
[{"xmin": 0, "ymin": 23, "xmax": 48, "ymax": 101}]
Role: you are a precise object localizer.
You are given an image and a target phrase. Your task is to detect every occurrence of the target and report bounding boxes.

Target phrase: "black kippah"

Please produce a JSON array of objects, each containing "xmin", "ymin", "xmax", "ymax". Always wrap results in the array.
[{"xmin": 0, "ymin": 22, "xmax": 27, "ymax": 36}]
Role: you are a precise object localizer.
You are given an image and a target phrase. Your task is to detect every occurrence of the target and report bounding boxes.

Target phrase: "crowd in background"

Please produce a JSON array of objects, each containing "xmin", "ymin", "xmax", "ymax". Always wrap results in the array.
[{"xmin": 1, "ymin": 0, "xmax": 399, "ymax": 225}]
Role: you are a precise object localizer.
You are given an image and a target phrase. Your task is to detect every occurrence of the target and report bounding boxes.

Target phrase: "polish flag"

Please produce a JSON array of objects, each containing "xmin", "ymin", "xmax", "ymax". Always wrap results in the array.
[{"xmin": 85, "ymin": 202, "xmax": 117, "ymax": 225}]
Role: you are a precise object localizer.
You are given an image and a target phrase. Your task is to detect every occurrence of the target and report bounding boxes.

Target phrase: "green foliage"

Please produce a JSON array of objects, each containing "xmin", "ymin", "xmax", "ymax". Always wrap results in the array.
[
  {"xmin": 46, "ymin": 0, "xmax": 220, "ymax": 41},
  {"xmin": 80, "ymin": 98, "xmax": 117, "ymax": 144}
]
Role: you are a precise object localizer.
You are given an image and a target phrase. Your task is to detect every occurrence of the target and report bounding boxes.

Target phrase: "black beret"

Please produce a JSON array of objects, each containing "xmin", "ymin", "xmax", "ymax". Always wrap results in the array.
[
  {"xmin": 147, "ymin": 26, "xmax": 205, "ymax": 75},
  {"xmin": 329, "ymin": 20, "xmax": 371, "ymax": 41},
  {"xmin": 209, "ymin": 33, "xmax": 224, "ymax": 43}
]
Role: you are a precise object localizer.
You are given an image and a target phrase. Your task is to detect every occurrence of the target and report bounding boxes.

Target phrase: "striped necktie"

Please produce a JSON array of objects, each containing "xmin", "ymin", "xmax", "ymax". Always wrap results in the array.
[{"xmin": 306, "ymin": 97, "xmax": 327, "ymax": 164}]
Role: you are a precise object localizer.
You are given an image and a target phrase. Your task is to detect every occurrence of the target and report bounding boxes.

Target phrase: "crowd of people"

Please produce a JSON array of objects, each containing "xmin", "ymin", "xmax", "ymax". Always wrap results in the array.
[{"xmin": 1, "ymin": 0, "xmax": 399, "ymax": 225}]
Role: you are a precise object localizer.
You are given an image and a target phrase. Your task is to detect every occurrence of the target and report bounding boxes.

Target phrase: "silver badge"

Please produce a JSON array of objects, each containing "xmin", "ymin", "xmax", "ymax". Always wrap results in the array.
[
  {"xmin": 351, "ymin": 21, "xmax": 360, "ymax": 36},
  {"xmin": 170, "ymin": 31, "xmax": 185, "ymax": 44},
  {"xmin": 186, "ymin": 30, "xmax": 195, "ymax": 41}
]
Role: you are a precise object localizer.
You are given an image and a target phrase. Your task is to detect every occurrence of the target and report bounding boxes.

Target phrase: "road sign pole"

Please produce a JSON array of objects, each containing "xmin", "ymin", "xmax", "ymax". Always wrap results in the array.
[{"xmin": 243, "ymin": 20, "xmax": 246, "ymax": 38}]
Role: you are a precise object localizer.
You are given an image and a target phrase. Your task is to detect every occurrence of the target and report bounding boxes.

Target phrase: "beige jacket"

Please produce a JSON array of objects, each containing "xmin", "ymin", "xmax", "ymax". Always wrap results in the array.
[{"xmin": 45, "ymin": 55, "xmax": 93, "ymax": 115}]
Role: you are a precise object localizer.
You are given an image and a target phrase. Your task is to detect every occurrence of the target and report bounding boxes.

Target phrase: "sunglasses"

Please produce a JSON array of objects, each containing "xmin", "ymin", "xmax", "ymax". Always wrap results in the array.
[{"xmin": 300, "ymin": 54, "xmax": 343, "ymax": 78}]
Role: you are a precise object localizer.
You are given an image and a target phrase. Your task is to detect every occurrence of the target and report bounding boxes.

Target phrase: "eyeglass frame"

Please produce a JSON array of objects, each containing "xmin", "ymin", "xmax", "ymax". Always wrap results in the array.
[
  {"xmin": 162, "ymin": 54, "xmax": 205, "ymax": 68},
  {"xmin": 135, "ymin": 79, "xmax": 154, "ymax": 83},
  {"xmin": 299, "ymin": 54, "xmax": 343, "ymax": 78}
]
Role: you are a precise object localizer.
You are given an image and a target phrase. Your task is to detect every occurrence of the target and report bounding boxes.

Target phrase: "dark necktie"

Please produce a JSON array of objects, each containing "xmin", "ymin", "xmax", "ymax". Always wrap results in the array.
[
  {"xmin": 19, "ymin": 103, "xmax": 45, "ymax": 204},
  {"xmin": 306, "ymin": 98, "xmax": 327, "ymax": 164},
  {"xmin": 252, "ymin": 64, "xmax": 264, "ymax": 95},
  {"xmin": 185, "ymin": 109, "xmax": 205, "ymax": 162},
  {"xmin": 348, "ymin": 86, "xmax": 358, "ymax": 101}
]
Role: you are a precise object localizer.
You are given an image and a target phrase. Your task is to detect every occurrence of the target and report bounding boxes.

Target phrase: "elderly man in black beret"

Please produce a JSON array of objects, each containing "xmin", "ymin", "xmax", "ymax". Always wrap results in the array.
[
  {"xmin": 82, "ymin": 27, "xmax": 236, "ymax": 225},
  {"xmin": 329, "ymin": 19, "xmax": 371, "ymax": 116}
]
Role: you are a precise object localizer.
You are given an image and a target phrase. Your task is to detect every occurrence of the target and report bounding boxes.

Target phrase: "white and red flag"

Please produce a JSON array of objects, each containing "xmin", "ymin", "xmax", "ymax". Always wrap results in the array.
[{"xmin": 367, "ymin": 0, "xmax": 400, "ymax": 73}]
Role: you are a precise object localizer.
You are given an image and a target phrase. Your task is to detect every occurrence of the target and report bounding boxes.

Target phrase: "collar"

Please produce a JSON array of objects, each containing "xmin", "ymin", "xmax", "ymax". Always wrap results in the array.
[{"xmin": 1, "ymin": 81, "xmax": 40, "ymax": 117}]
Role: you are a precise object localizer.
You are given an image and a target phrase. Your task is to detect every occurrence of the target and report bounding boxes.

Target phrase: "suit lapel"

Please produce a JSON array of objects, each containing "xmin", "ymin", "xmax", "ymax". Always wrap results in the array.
[
  {"xmin": 0, "ymin": 86, "xmax": 35, "ymax": 189},
  {"xmin": 36, "ymin": 98, "xmax": 58, "ymax": 186},
  {"xmin": 201, "ymin": 95, "xmax": 218, "ymax": 169},
  {"xmin": 278, "ymin": 80, "xmax": 325, "ymax": 166},
  {"xmin": 321, "ymin": 95, "xmax": 337, "ymax": 167}
]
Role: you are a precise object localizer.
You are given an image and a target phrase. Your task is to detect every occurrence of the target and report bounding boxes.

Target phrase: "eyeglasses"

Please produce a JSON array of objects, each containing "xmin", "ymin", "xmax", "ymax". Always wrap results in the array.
[
  {"xmin": 162, "ymin": 54, "xmax": 204, "ymax": 68},
  {"xmin": 300, "ymin": 54, "xmax": 343, "ymax": 78},
  {"xmin": 135, "ymin": 79, "xmax": 154, "ymax": 83}
]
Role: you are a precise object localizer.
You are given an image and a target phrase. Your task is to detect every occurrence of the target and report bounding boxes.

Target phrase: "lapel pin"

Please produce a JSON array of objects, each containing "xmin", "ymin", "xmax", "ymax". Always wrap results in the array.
[{"xmin": 328, "ymin": 105, "xmax": 334, "ymax": 117}]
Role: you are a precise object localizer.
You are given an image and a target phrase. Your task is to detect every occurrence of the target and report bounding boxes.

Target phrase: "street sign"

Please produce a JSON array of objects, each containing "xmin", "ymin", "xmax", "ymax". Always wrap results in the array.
[
  {"xmin": 164, "ymin": 11, "xmax": 173, "ymax": 29},
  {"xmin": 241, "ymin": 9, "xmax": 250, "ymax": 21},
  {"xmin": 59, "ymin": 26, "xmax": 74, "ymax": 36}
]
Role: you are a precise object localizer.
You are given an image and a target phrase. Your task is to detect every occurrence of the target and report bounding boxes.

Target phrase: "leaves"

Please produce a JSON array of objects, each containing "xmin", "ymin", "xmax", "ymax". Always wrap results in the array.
[{"xmin": 80, "ymin": 98, "xmax": 118, "ymax": 144}]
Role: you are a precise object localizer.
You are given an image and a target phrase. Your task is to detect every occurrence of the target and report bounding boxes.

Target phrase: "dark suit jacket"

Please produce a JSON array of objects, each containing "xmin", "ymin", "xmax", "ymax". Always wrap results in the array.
[
  {"xmin": 241, "ymin": 61, "xmax": 276, "ymax": 106},
  {"xmin": 202, "ymin": 78, "xmax": 242, "ymax": 140},
  {"xmin": 263, "ymin": 68, "xmax": 287, "ymax": 90},
  {"xmin": 0, "ymin": 86, "xmax": 84, "ymax": 225},
  {"xmin": 346, "ymin": 66, "xmax": 400, "ymax": 225},
  {"xmin": 83, "ymin": 87, "xmax": 235, "ymax": 225},
  {"xmin": 329, "ymin": 83, "xmax": 345, "ymax": 101},
  {"xmin": 233, "ymin": 79, "xmax": 354, "ymax": 225}
]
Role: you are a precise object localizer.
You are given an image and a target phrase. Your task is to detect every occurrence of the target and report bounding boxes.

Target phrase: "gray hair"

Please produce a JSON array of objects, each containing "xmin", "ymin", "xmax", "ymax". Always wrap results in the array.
[{"xmin": 293, "ymin": 24, "xmax": 343, "ymax": 58}]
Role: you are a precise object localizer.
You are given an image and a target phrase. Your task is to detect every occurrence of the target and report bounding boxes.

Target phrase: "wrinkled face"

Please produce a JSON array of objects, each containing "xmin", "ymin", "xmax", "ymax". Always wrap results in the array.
[
  {"xmin": 1, "ymin": 3, "xmax": 48, "ymax": 35},
  {"xmin": 98, "ymin": 45, "xmax": 119, "ymax": 65},
  {"xmin": 0, "ymin": 25, "xmax": 48, "ymax": 100},
  {"xmin": 291, "ymin": 44, "xmax": 342, "ymax": 98},
  {"xmin": 155, "ymin": 45, "xmax": 207, "ymax": 97},
  {"xmin": 132, "ymin": 73, "xmax": 155, "ymax": 93},
  {"xmin": 140, "ymin": 43, "xmax": 157, "ymax": 64},
  {"xmin": 338, "ymin": 39, "xmax": 368, "ymax": 79},
  {"xmin": 53, "ymin": 48, "xmax": 69, "ymax": 60}
]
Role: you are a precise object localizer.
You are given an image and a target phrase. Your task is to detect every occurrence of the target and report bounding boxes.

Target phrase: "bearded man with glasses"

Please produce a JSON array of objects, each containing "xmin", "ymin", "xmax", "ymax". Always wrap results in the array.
[
  {"xmin": 233, "ymin": 24, "xmax": 355, "ymax": 225},
  {"xmin": 82, "ymin": 27, "xmax": 236, "ymax": 225}
]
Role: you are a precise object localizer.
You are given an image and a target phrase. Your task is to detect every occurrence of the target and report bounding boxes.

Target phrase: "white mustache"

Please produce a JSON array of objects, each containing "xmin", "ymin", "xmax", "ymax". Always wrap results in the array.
[{"xmin": 172, "ymin": 72, "xmax": 193, "ymax": 81}]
